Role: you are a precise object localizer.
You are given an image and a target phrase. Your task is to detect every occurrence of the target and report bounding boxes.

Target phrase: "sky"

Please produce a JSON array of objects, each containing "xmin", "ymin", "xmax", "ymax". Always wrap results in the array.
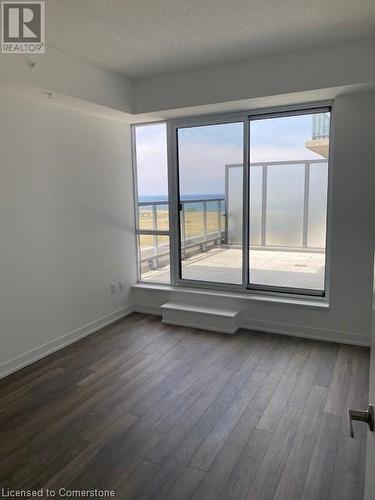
[{"xmin": 135, "ymin": 114, "xmax": 329, "ymax": 197}]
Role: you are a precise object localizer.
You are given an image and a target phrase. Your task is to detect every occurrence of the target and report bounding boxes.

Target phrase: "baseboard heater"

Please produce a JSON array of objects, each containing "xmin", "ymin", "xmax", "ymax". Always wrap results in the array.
[{"xmin": 161, "ymin": 302, "xmax": 240, "ymax": 334}]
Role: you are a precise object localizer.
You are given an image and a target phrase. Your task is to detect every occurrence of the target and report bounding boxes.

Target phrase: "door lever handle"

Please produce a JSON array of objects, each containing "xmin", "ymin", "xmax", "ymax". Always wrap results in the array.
[{"xmin": 347, "ymin": 404, "xmax": 374, "ymax": 438}]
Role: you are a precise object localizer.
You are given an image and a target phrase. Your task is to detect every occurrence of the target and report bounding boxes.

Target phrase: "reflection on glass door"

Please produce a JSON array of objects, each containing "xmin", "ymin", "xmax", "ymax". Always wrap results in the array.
[
  {"xmin": 176, "ymin": 122, "xmax": 243, "ymax": 284},
  {"xmin": 248, "ymin": 111, "xmax": 330, "ymax": 294}
]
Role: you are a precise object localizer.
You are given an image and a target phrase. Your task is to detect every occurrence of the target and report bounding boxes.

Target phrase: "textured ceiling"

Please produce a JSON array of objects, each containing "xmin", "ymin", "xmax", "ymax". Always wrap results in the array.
[{"xmin": 46, "ymin": 0, "xmax": 375, "ymax": 78}]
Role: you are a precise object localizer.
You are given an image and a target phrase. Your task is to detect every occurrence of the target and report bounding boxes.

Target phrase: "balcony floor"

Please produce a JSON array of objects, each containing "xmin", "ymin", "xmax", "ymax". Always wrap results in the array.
[{"xmin": 142, "ymin": 247, "xmax": 325, "ymax": 291}]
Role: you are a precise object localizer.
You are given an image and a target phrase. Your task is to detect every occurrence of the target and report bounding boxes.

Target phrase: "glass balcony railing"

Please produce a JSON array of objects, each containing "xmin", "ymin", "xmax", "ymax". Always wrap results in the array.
[
  {"xmin": 138, "ymin": 198, "xmax": 225, "ymax": 272},
  {"xmin": 138, "ymin": 159, "xmax": 328, "ymax": 290},
  {"xmin": 138, "ymin": 159, "xmax": 328, "ymax": 273}
]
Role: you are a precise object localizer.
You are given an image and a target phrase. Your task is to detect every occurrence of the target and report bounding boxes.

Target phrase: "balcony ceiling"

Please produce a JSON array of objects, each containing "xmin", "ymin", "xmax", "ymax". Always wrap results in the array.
[{"xmin": 47, "ymin": 0, "xmax": 375, "ymax": 78}]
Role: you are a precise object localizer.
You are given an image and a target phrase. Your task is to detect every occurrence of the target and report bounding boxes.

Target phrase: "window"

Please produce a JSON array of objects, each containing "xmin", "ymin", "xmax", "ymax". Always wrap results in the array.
[
  {"xmin": 176, "ymin": 122, "xmax": 243, "ymax": 284},
  {"xmin": 133, "ymin": 123, "xmax": 170, "ymax": 283},
  {"xmin": 248, "ymin": 111, "xmax": 330, "ymax": 293},
  {"xmin": 133, "ymin": 106, "xmax": 331, "ymax": 297}
]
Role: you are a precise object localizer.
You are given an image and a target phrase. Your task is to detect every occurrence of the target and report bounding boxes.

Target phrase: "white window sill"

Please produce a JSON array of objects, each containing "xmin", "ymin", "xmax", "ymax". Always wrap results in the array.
[{"xmin": 132, "ymin": 282, "xmax": 330, "ymax": 310}]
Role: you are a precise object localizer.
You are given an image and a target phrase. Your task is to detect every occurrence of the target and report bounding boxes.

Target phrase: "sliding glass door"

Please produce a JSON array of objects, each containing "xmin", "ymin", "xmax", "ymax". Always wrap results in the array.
[
  {"xmin": 133, "ymin": 105, "xmax": 331, "ymax": 296},
  {"xmin": 176, "ymin": 121, "xmax": 244, "ymax": 284},
  {"xmin": 248, "ymin": 110, "xmax": 330, "ymax": 294}
]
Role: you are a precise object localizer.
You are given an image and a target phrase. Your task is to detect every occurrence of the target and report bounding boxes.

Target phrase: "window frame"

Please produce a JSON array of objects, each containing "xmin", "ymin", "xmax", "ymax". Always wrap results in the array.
[
  {"xmin": 131, "ymin": 123, "xmax": 171, "ymax": 283},
  {"xmin": 170, "ymin": 115, "xmax": 248, "ymax": 291},
  {"xmin": 132, "ymin": 101, "xmax": 334, "ymax": 300}
]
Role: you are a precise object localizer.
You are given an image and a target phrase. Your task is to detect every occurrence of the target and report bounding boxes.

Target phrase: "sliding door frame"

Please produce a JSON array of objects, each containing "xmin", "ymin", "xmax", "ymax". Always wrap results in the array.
[
  {"xmin": 246, "ymin": 105, "xmax": 331, "ymax": 297},
  {"xmin": 169, "ymin": 113, "xmax": 249, "ymax": 291},
  {"xmin": 165, "ymin": 100, "xmax": 333, "ymax": 298}
]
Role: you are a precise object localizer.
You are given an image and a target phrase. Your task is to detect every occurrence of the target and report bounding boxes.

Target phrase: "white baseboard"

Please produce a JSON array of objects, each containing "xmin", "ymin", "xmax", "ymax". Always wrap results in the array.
[
  {"xmin": 133, "ymin": 303, "xmax": 371, "ymax": 346},
  {"xmin": 240, "ymin": 317, "xmax": 371, "ymax": 346},
  {"xmin": 0, "ymin": 305, "xmax": 133, "ymax": 380},
  {"xmin": 2, "ymin": 301, "xmax": 369, "ymax": 381}
]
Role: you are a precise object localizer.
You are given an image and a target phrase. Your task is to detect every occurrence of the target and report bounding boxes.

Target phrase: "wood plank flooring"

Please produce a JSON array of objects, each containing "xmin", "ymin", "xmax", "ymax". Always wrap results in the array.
[{"xmin": 0, "ymin": 313, "xmax": 370, "ymax": 500}]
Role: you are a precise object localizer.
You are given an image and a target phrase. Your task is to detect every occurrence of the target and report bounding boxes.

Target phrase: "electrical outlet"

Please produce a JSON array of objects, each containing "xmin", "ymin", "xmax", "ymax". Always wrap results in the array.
[
  {"xmin": 118, "ymin": 280, "xmax": 125, "ymax": 291},
  {"xmin": 110, "ymin": 282, "xmax": 117, "ymax": 294}
]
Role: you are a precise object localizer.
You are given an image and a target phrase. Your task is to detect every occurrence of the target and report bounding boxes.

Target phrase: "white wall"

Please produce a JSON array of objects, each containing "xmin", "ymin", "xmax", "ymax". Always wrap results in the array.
[
  {"xmin": 0, "ymin": 46, "xmax": 133, "ymax": 115},
  {"xmin": 0, "ymin": 92, "xmax": 136, "ymax": 377},
  {"xmin": 133, "ymin": 38, "xmax": 375, "ymax": 114},
  {"xmin": 132, "ymin": 90, "xmax": 375, "ymax": 346}
]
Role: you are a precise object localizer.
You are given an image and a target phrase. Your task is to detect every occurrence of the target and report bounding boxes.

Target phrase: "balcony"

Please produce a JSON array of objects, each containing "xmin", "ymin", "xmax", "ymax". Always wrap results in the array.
[
  {"xmin": 305, "ymin": 113, "xmax": 330, "ymax": 158},
  {"xmin": 138, "ymin": 159, "xmax": 328, "ymax": 291}
]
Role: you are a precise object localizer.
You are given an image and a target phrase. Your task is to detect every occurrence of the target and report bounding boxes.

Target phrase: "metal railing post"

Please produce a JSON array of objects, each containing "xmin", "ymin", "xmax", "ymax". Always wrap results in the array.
[
  {"xmin": 261, "ymin": 164, "xmax": 267, "ymax": 246},
  {"xmin": 152, "ymin": 204, "xmax": 159, "ymax": 268},
  {"xmin": 181, "ymin": 202, "xmax": 186, "ymax": 260},
  {"xmin": 203, "ymin": 201, "xmax": 208, "ymax": 252},
  {"xmin": 303, "ymin": 162, "xmax": 310, "ymax": 247},
  {"xmin": 217, "ymin": 200, "xmax": 221, "ymax": 244}
]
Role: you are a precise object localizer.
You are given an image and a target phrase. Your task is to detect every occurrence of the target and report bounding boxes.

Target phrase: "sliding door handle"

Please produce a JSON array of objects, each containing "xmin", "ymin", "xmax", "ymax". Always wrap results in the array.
[{"xmin": 348, "ymin": 404, "xmax": 374, "ymax": 438}]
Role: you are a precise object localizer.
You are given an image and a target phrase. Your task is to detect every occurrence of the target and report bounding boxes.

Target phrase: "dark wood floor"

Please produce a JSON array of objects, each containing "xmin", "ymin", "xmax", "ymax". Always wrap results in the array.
[{"xmin": 0, "ymin": 313, "xmax": 370, "ymax": 500}]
